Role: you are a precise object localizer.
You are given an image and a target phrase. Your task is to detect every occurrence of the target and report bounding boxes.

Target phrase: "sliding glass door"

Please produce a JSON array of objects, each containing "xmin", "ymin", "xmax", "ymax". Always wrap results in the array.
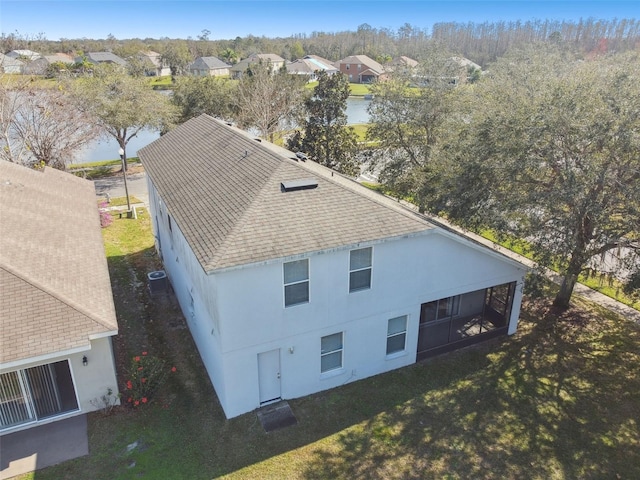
[{"xmin": 0, "ymin": 360, "xmax": 78, "ymax": 431}]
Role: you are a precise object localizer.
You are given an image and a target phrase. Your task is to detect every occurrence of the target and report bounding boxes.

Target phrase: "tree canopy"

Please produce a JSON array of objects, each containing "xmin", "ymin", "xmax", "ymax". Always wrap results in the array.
[
  {"xmin": 68, "ymin": 65, "xmax": 176, "ymax": 166},
  {"xmin": 0, "ymin": 76, "xmax": 100, "ymax": 169},
  {"xmin": 288, "ymin": 70, "xmax": 359, "ymax": 176},
  {"xmin": 172, "ymin": 76, "xmax": 237, "ymax": 124},
  {"xmin": 426, "ymin": 47, "xmax": 640, "ymax": 308},
  {"xmin": 366, "ymin": 51, "xmax": 462, "ymax": 210},
  {"xmin": 234, "ymin": 61, "xmax": 306, "ymax": 143}
]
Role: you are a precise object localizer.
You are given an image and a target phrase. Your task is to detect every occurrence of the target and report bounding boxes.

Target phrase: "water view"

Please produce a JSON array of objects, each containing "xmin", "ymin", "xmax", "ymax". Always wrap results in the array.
[{"xmin": 77, "ymin": 97, "xmax": 371, "ymax": 163}]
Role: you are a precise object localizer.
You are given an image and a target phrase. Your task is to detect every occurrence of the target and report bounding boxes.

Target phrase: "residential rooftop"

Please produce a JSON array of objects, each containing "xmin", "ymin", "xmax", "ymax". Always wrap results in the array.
[{"xmin": 0, "ymin": 163, "xmax": 118, "ymax": 366}]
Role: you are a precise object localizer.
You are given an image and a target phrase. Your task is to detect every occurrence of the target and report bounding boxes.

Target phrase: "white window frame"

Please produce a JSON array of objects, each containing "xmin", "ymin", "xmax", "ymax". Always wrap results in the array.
[
  {"xmin": 321, "ymin": 332, "xmax": 343, "ymax": 374},
  {"xmin": 349, "ymin": 247, "xmax": 372, "ymax": 292},
  {"xmin": 283, "ymin": 259, "xmax": 309, "ymax": 307},
  {"xmin": 386, "ymin": 316, "xmax": 408, "ymax": 357}
]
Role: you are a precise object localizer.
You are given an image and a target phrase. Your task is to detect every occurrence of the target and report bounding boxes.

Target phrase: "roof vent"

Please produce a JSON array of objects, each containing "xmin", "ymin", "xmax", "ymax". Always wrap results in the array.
[
  {"xmin": 254, "ymin": 138, "xmax": 262, "ymax": 142},
  {"xmin": 281, "ymin": 178, "xmax": 318, "ymax": 192}
]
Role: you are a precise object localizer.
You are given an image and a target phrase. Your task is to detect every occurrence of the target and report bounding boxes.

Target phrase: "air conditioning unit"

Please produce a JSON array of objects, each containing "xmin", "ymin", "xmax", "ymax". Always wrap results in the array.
[{"xmin": 148, "ymin": 270, "xmax": 168, "ymax": 294}]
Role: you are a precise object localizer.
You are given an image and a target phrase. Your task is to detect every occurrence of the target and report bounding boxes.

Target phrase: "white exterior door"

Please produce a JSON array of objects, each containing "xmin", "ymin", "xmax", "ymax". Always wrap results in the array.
[{"xmin": 258, "ymin": 349, "xmax": 281, "ymax": 404}]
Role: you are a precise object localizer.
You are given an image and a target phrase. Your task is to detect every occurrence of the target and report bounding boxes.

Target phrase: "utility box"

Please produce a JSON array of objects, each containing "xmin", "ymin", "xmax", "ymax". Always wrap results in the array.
[{"xmin": 148, "ymin": 270, "xmax": 168, "ymax": 294}]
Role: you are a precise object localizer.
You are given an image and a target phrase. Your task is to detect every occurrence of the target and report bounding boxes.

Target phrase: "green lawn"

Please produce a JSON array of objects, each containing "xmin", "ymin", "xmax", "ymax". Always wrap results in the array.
[{"xmin": 26, "ymin": 205, "xmax": 640, "ymax": 480}]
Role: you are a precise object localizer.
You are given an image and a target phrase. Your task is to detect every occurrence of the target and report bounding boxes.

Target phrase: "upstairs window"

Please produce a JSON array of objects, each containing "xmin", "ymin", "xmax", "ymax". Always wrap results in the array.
[
  {"xmin": 349, "ymin": 247, "xmax": 372, "ymax": 292},
  {"xmin": 284, "ymin": 259, "xmax": 309, "ymax": 307}
]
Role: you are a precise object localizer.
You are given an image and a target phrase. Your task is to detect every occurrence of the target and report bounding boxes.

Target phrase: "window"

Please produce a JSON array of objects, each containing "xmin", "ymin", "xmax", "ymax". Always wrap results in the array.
[
  {"xmin": 421, "ymin": 296, "xmax": 460, "ymax": 323},
  {"xmin": 349, "ymin": 247, "xmax": 372, "ymax": 292},
  {"xmin": 346, "ymin": 64, "xmax": 350, "ymax": 70},
  {"xmin": 284, "ymin": 259, "xmax": 309, "ymax": 307},
  {"xmin": 321, "ymin": 332, "xmax": 343, "ymax": 373},
  {"xmin": 386, "ymin": 316, "xmax": 407, "ymax": 355}
]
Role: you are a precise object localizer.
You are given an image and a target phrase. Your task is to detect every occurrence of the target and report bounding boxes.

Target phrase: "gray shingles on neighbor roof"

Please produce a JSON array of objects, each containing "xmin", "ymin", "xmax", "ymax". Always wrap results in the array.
[
  {"xmin": 0, "ymin": 163, "xmax": 118, "ymax": 365},
  {"xmin": 139, "ymin": 115, "xmax": 433, "ymax": 273}
]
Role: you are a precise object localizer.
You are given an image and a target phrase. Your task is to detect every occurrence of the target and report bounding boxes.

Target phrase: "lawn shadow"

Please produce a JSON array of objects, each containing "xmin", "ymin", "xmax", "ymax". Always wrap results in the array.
[{"xmin": 301, "ymin": 297, "xmax": 640, "ymax": 479}]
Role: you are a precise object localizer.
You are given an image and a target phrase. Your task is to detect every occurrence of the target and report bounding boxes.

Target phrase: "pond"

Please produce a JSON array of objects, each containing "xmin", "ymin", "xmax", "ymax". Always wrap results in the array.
[{"xmin": 76, "ymin": 97, "xmax": 371, "ymax": 162}]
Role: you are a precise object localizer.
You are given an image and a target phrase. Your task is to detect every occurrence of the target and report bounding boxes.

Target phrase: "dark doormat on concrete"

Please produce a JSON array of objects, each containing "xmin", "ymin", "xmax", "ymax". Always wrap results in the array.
[{"xmin": 257, "ymin": 401, "xmax": 297, "ymax": 433}]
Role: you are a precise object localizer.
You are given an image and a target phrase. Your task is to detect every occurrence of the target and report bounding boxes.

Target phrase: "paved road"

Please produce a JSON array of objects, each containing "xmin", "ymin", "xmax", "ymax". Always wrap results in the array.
[{"xmin": 94, "ymin": 172, "xmax": 149, "ymax": 207}]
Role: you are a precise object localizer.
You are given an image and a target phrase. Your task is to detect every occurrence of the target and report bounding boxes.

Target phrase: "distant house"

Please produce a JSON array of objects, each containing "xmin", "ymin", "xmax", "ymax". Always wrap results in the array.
[
  {"xmin": 139, "ymin": 114, "xmax": 527, "ymax": 419},
  {"xmin": 22, "ymin": 53, "xmax": 75, "ymax": 75},
  {"xmin": 0, "ymin": 162, "xmax": 119, "ymax": 435},
  {"xmin": 447, "ymin": 57, "xmax": 483, "ymax": 84},
  {"xmin": 286, "ymin": 55, "xmax": 338, "ymax": 81},
  {"xmin": 336, "ymin": 55, "xmax": 386, "ymax": 83},
  {"xmin": 0, "ymin": 53, "xmax": 24, "ymax": 74},
  {"xmin": 77, "ymin": 52, "xmax": 127, "ymax": 67},
  {"xmin": 188, "ymin": 56, "xmax": 231, "ymax": 77},
  {"xmin": 388, "ymin": 56, "xmax": 419, "ymax": 74},
  {"xmin": 138, "ymin": 51, "xmax": 171, "ymax": 77},
  {"xmin": 230, "ymin": 53, "xmax": 286, "ymax": 78},
  {"xmin": 5, "ymin": 49, "xmax": 41, "ymax": 61}
]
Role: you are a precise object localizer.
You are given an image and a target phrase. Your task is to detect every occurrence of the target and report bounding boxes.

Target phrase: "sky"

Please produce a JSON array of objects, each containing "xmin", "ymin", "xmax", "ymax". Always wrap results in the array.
[{"xmin": 1, "ymin": 1, "xmax": 638, "ymax": 41}]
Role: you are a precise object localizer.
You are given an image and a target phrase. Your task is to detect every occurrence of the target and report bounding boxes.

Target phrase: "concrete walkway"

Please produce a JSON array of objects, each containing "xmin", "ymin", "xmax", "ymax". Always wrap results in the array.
[{"xmin": 0, "ymin": 415, "xmax": 88, "ymax": 479}]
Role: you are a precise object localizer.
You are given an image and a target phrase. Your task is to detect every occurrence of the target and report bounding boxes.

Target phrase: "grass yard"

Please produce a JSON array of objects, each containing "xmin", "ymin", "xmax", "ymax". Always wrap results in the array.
[{"xmin": 27, "ymin": 207, "xmax": 640, "ymax": 480}]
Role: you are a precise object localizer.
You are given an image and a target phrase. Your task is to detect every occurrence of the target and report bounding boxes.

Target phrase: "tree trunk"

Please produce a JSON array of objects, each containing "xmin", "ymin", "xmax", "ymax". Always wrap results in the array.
[
  {"xmin": 553, "ymin": 271, "xmax": 578, "ymax": 309},
  {"xmin": 553, "ymin": 250, "xmax": 585, "ymax": 309}
]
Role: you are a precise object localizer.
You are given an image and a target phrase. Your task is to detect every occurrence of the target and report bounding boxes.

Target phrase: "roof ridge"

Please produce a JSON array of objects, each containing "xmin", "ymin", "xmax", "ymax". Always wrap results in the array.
[{"xmin": 0, "ymin": 262, "xmax": 118, "ymax": 334}]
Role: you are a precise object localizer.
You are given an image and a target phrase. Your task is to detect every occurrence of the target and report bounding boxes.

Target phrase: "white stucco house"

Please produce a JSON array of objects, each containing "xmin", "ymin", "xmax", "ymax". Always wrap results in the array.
[
  {"xmin": 138, "ymin": 114, "xmax": 527, "ymax": 419},
  {"xmin": 0, "ymin": 162, "xmax": 119, "ymax": 435}
]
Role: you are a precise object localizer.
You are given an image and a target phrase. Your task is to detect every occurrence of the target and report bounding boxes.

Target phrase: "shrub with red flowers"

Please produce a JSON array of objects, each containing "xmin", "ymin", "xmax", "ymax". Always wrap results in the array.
[{"xmin": 124, "ymin": 352, "xmax": 176, "ymax": 407}]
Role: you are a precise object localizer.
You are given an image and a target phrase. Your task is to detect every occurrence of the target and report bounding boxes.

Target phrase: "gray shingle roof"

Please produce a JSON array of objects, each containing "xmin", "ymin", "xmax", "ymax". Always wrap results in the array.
[
  {"xmin": 83, "ymin": 52, "xmax": 127, "ymax": 66},
  {"xmin": 139, "ymin": 115, "xmax": 433, "ymax": 273},
  {"xmin": 191, "ymin": 56, "xmax": 230, "ymax": 70},
  {"xmin": 0, "ymin": 163, "xmax": 118, "ymax": 365}
]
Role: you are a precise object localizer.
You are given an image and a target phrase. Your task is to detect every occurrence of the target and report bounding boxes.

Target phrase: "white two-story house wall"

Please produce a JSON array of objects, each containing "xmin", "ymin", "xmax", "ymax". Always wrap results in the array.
[{"xmin": 139, "ymin": 115, "xmax": 527, "ymax": 419}]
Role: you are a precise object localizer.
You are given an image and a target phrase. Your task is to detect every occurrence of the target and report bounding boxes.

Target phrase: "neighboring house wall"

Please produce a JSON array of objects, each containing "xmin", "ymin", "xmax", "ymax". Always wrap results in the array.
[
  {"xmin": 0, "ymin": 54, "xmax": 24, "ymax": 74},
  {"xmin": 337, "ymin": 56, "xmax": 385, "ymax": 83},
  {"xmin": 147, "ymin": 176, "xmax": 525, "ymax": 418}
]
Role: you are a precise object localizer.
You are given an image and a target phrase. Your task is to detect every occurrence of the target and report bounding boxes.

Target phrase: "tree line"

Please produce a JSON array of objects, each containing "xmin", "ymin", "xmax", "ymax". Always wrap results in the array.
[{"xmin": 2, "ymin": 17, "xmax": 639, "ymax": 66}]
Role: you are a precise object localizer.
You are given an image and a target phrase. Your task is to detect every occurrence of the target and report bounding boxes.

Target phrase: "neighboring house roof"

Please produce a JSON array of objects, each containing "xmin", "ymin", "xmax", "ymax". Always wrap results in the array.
[
  {"xmin": 139, "ymin": 115, "xmax": 433, "ymax": 272},
  {"xmin": 81, "ymin": 52, "xmax": 127, "ymax": 66},
  {"xmin": 6, "ymin": 49, "xmax": 41, "ymax": 60},
  {"xmin": 337, "ymin": 55, "xmax": 385, "ymax": 75},
  {"xmin": 287, "ymin": 56, "xmax": 338, "ymax": 75},
  {"xmin": 230, "ymin": 53, "xmax": 285, "ymax": 72},
  {"xmin": 450, "ymin": 56, "xmax": 481, "ymax": 71},
  {"xmin": 190, "ymin": 56, "xmax": 230, "ymax": 70},
  {"xmin": 390, "ymin": 56, "xmax": 419, "ymax": 68},
  {"xmin": 0, "ymin": 162, "xmax": 118, "ymax": 367},
  {"xmin": 43, "ymin": 53, "xmax": 75, "ymax": 64}
]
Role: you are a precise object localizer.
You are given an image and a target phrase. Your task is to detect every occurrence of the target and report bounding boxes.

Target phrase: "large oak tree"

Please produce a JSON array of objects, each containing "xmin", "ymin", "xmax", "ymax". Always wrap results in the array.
[{"xmin": 430, "ymin": 47, "xmax": 640, "ymax": 308}]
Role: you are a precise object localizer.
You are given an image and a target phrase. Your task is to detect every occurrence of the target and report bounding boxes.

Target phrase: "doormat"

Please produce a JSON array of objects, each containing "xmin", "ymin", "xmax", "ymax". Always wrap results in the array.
[{"xmin": 257, "ymin": 401, "xmax": 298, "ymax": 433}]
